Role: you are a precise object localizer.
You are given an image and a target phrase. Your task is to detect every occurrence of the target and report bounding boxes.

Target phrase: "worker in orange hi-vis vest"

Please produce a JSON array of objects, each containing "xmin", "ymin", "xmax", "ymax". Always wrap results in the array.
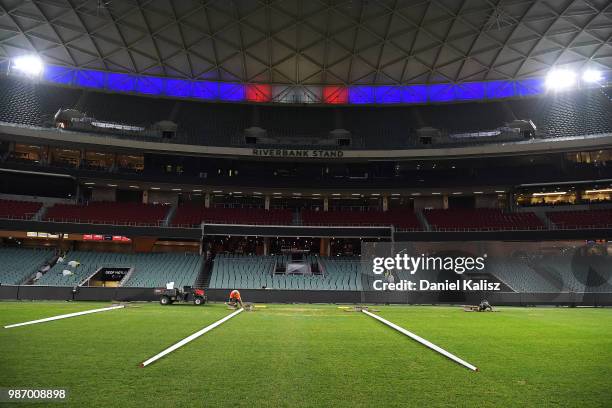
[{"xmin": 228, "ymin": 289, "xmax": 244, "ymax": 309}]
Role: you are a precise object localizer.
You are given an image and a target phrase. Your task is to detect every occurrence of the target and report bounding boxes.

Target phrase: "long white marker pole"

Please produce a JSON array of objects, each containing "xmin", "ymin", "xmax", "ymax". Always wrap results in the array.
[
  {"xmin": 140, "ymin": 308, "xmax": 244, "ymax": 367},
  {"xmin": 362, "ymin": 309, "xmax": 478, "ymax": 372},
  {"xmin": 4, "ymin": 305, "xmax": 125, "ymax": 329}
]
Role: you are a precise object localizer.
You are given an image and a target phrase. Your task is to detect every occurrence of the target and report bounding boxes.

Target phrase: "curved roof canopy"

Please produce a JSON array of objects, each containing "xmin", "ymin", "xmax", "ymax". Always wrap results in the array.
[{"xmin": 0, "ymin": 0, "xmax": 610, "ymax": 86}]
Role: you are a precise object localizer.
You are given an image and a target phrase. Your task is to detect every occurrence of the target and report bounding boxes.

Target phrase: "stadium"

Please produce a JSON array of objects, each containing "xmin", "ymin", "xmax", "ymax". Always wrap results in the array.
[{"xmin": 0, "ymin": 0, "xmax": 611, "ymax": 406}]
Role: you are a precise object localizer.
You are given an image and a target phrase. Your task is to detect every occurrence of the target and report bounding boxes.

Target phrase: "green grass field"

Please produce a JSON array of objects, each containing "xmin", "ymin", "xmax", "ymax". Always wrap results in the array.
[{"xmin": 1, "ymin": 302, "xmax": 611, "ymax": 407}]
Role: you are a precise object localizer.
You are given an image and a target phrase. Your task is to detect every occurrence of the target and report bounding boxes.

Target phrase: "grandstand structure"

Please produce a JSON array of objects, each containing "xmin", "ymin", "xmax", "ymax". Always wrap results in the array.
[{"xmin": 0, "ymin": 0, "xmax": 610, "ymax": 305}]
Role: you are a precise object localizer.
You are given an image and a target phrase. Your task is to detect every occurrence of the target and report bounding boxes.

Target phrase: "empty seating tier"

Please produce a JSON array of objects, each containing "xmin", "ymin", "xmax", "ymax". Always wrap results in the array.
[
  {"xmin": 0, "ymin": 247, "xmax": 52, "ymax": 285},
  {"xmin": 172, "ymin": 205, "xmax": 292, "ymax": 227},
  {"xmin": 301, "ymin": 209, "xmax": 422, "ymax": 230},
  {"xmin": 35, "ymin": 251, "xmax": 201, "ymax": 288},
  {"xmin": 209, "ymin": 254, "xmax": 363, "ymax": 291},
  {"xmin": 44, "ymin": 202, "xmax": 169, "ymax": 226},
  {"xmin": 424, "ymin": 208, "xmax": 544, "ymax": 231},
  {"xmin": 546, "ymin": 209, "xmax": 612, "ymax": 229},
  {"xmin": 0, "ymin": 199, "xmax": 42, "ymax": 220}
]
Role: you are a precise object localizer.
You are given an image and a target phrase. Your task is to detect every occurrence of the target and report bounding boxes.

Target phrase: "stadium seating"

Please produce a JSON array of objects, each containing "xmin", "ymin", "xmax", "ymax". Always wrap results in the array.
[
  {"xmin": 44, "ymin": 202, "xmax": 169, "ymax": 226},
  {"xmin": 546, "ymin": 209, "xmax": 612, "ymax": 229},
  {"xmin": 35, "ymin": 251, "xmax": 201, "ymax": 288},
  {"xmin": 524, "ymin": 255, "xmax": 612, "ymax": 293},
  {"xmin": 122, "ymin": 253, "xmax": 202, "ymax": 288},
  {"xmin": 0, "ymin": 199, "xmax": 42, "ymax": 220},
  {"xmin": 209, "ymin": 254, "xmax": 362, "ymax": 291},
  {"xmin": 0, "ymin": 247, "xmax": 52, "ymax": 284},
  {"xmin": 424, "ymin": 208, "xmax": 544, "ymax": 231},
  {"xmin": 301, "ymin": 209, "xmax": 422, "ymax": 230},
  {"xmin": 486, "ymin": 255, "xmax": 612, "ymax": 293},
  {"xmin": 172, "ymin": 205, "xmax": 292, "ymax": 227},
  {"xmin": 486, "ymin": 258, "xmax": 559, "ymax": 293}
]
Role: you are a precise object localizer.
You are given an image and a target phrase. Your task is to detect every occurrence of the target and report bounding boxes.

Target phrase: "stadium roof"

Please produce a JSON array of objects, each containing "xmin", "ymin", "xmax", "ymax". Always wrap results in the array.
[{"xmin": 0, "ymin": 0, "xmax": 611, "ymax": 87}]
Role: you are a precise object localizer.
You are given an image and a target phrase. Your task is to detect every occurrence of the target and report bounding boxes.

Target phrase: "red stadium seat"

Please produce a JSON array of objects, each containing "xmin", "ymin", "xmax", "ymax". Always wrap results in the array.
[
  {"xmin": 0, "ymin": 199, "xmax": 42, "ymax": 220},
  {"xmin": 424, "ymin": 208, "xmax": 544, "ymax": 231},
  {"xmin": 172, "ymin": 204, "xmax": 292, "ymax": 227},
  {"xmin": 546, "ymin": 209, "xmax": 612, "ymax": 229},
  {"xmin": 44, "ymin": 202, "xmax": 169, "ymax": 226},
  {"xmin": 301, "ymin": 209, "xmax": 422, "ymax": 230}
]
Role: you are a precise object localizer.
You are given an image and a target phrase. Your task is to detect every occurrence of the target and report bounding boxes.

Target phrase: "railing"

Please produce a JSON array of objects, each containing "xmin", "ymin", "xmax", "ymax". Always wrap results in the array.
[
  {"xmin": 42, "ymin": 218, "xmax": 165, "ymax": 227},
  {"xmin": 2, "ymin": 215, "xmax": 611, "ymax": 232},
  {"xmin": 428, "ymin": 225, "xmax": 547, "ymax": 232},
  {"xmin": 0, "ymin": 212, "xmax": 38, "ymax": 220}
]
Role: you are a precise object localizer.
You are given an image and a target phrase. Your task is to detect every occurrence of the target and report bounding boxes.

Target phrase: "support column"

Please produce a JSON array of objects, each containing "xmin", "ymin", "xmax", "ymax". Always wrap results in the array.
[
  {"xmin": 506, "ymin": 190, "xmax": 513, "ymax": 211},
  {"xmin": 43, "ymin": 146, "xmax": 50, "ymax": 165},
  {"xmin": 263, "ymin": 237, "xmax": 270, "ymax": 255},
  {"xmin": 442, "ymin": 194, "xmax": 449, "ymax": 209},
  {"xmin": 382, "ymin": 195, "xmax": 389, "ymax": 211},
  {"xmin": 323, "ymin": 197, "xmax": 329, "ymax": 212},
  {"xmin": 142, "ymin": 190, "xmax": 149, "ymax": 204},
  {"xmin": 204, "ymin": 193, "xmax": 211, "ymax": 209},
  {"xmin": 575, "ymin": 189, "xmax": 582, "ymax": 205},
  {"xmin": 320, "ymin": 238, "xmax": 330, "ymax": 256},
  {"xmin": 264, "ymin": 195, "xmax": 271, "ymax": 210}
]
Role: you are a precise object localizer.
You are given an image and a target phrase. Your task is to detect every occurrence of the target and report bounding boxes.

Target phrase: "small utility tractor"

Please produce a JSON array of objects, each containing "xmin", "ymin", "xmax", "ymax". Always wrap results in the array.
[{"xmin": 155, "ymin": 286, "xmax": 207, "ymax": 305}]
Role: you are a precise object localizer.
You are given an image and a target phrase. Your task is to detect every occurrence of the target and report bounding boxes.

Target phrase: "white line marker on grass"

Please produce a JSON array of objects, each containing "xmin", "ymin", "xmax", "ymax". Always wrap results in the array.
[
  {"xmin": 362, "ymin": 309, "xmax": 478, "ymax": 372},
  {"xmin": 4, "ymin": 305, "xmax": 125, "ymax": 329},
  {"xmin": 140, "ymin": 308, "xmax": 244, "ymax": 368}
]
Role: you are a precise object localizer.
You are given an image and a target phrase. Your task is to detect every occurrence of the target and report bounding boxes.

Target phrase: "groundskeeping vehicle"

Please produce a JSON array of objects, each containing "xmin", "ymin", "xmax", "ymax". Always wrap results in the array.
[{"xmin": 155, "ymin": 286, "xmax": 207, "ymax": 305}]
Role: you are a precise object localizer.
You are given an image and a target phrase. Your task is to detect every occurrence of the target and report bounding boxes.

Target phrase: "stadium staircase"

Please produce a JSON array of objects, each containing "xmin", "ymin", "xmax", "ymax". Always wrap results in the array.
[
  {"xmin": 517, "ymin": 207, "xmax": 556, "ymax": 230},
  {"xmin": 536, "ymin": 211, "xmax": 556, "ymax": 230},
  {"xmin": 415, "ymin": 209, "xmax": 431, "ymax": 231},
  {"xmin": 528, "ymin": 263, "xmax": 565, "ymax": 292},
  {"xmin": 33, "ymin": 203, "xmax": 49, "ymax": 221},
  {"xmin": 163, "ymin": 203, "xmax": 178, "ymax": 227},
  {"xmin": 293, "ymin": 209, "xmax": 301, "ymax": 225},
  {"xmin": 194, "ymin": 255, "xmax": 213, "ymax": 289}
]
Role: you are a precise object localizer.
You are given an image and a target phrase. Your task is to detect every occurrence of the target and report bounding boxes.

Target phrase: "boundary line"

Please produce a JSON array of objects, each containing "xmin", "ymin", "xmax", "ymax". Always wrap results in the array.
[
  {"xmin": 4, "ymin": 305, "xmax": 125, "ymax": 329},
  {"xmin": 140, "ymin": 308, "xmax": 244, "ymax": 367},
  {"xmin": 362, "ymin": 309, "xmax": 478, "ymax": 371}
]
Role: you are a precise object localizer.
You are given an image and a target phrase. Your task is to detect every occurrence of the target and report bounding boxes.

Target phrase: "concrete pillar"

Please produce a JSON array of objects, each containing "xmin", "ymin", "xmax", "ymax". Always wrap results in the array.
[
  {"xmin": 382, "ymin": 195, "xmax": 389, "ymax": 211},
  {"xmin": 323, "ymin": 197, "xmax": 329, "ymax": 212},
  {"xmin": 264, "ymin": 195, "xmax": 271, "ymax": 210},
  {"xmin": 204, "ymin": 193, "xmax": 211, "ymax": 209},
  {"xmin": 320, "ymin": 238, "xmax": 330, "ymax": 256},
  {"xmin": 263, "ymin": 237, "xmax": 269, "ymax": 255},
  {"xmin": 442, "ymin": 194, "xmax": 449, "ymax": 209},
  {"xmin": 43, "ymin": 146, "xmax": 50, "ymax": 165},
  {"xmin": 506, "ymin": 190, "xmax": 513, "ymax": 211},
  {"xmin": 142, "ymin": 190, "xmax": 149, "ymax": 204}
]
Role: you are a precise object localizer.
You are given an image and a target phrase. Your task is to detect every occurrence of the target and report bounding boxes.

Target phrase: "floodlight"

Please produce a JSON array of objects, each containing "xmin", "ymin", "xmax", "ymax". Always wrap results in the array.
[
  {"xmin": 12, "ymin": 55, "xmax": 44, "ymax": 76},
  {"xmin": 545, "ymin": 69, "xmax": 576, "ymax": 90},
  {"xmin": 582, "ymin": 69, "xmax": 603, "ymax": 83}
]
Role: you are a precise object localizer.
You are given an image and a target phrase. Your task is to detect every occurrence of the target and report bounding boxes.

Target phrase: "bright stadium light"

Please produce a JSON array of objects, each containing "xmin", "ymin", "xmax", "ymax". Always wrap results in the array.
[
  {"xmin": 11, "ymin": 54, "xmax": 44, "ymax": 76},
  {"xmin": 582, "ymin": 69, "xmax": 603, "ymax": 83},
  {"xmin": 545, "ymin": 69, "xmax": 576, "ymax": 90}
]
